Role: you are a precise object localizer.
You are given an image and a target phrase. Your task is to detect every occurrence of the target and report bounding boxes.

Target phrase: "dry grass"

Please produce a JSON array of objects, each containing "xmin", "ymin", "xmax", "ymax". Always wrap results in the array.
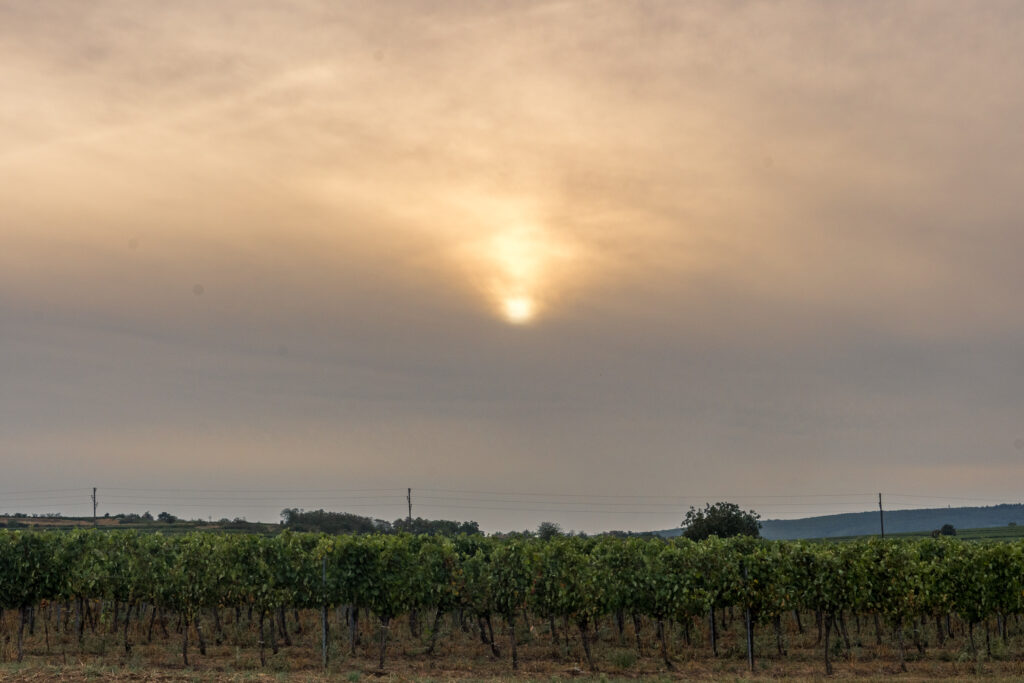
[{"xmin": 2, "ymin": 608, "xmax": 1023, "ymax": 681}]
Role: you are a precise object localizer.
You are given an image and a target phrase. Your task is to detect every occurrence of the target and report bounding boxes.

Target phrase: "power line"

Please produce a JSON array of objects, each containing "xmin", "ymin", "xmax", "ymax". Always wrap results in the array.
[
  {"xmin": 417, "ymin": 487, "xmax": 874, "ymax": 499},
  {"xmin": 101, "ymin": 487, "xmax": 405, "ymax": 494},
  {"xmin": 99, "ymin": 494, "xmax": 407, "ymax": 503},
  {"xmin": 0, "ymin": 503, "xmax": 92, "ymax": 511},
  {"xmin": 885, "ymin": 493, "xmax": 1019, "ymax": 503},
  {"xmin": 415, "ymin": 495, "xmax": 878, "ymax": 508},
  {"xmin": 414, "ymin": 503, "xmax": 886, "ymax": 515},
  {"xmin": 89, "ymin": 500, "xmax": 408, "ymax": 510},
  {"xmin": 0, "ymin": 495, "xmax": 95, "ymax": 503},
  {"xmin": 416, "ymin": 503, "xmax": 689, "ymax": 515},
  {"xmin": 0, "ymin": 488, "xmax": 91, "ymax": 496}
]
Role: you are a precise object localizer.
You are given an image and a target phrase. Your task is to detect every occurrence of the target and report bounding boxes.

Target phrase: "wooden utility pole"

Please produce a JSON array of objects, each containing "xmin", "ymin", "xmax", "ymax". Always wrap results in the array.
[
  {"xmin": 92, "ymin": 487, "xmax": 97, "ymax": 523},
  {"xmin": 878, "ymin": 492, "xmax": 885, "ymax": 538},
  {"xmin": 407, "ymin": 488, "xmax": 412, "ymax": 522}
]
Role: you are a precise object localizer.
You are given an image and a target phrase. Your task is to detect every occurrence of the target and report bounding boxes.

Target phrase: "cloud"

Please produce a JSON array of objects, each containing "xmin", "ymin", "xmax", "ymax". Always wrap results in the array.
[{"xmin": 3, "ymin": 1, "xmax": 1024, "ymax": 529}]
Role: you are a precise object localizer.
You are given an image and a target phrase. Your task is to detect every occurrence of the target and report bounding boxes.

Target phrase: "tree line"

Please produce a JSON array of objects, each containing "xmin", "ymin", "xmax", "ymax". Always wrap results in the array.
[{"xmin": 279, "ymin": 509, "xmax": 480, "ymax": 536}]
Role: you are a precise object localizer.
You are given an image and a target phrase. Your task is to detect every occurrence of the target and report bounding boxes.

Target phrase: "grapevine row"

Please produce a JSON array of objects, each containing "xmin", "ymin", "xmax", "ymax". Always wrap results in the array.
[{"xmin": 1, "ymin": 530, "xmax": 1022, "ymax": 673}]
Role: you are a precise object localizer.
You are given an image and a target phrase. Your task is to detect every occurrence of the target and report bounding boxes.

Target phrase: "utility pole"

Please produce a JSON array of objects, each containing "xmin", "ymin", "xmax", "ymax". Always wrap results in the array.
[
  {"xmin": 878, "ymin": 492, "xmax": 885, "ymax": 538},
  {"xmin": 407, "ymin": 488, "xmax": 412, "ymax": 523},
  {"xmin": 92, "ymin": 487, "xmax": 97, "ymax": 524}
]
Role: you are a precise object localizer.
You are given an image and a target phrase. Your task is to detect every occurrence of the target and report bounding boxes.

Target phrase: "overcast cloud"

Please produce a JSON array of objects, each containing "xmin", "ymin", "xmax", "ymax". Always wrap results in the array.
[{"xmin": 3, "ymin": 1, "xmax": 1023, "ymax": 531}]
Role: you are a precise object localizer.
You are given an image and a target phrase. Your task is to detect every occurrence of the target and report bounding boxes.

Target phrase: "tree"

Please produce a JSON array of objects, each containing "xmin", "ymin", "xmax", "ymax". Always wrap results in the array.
[
  {"xmin": 157, "ymin": 512, "xmax": 178, "ymax": 524},
  {"xmin": 681, "ymin": 502, "xmax": 760, "ymax": 541},
  {"xmin": 537, "ymin": 521, "xmax": 563, "ymax": 540},
  {"xmin": 940, "ymin": 523, "xmax": 956, "ymax": 536}
]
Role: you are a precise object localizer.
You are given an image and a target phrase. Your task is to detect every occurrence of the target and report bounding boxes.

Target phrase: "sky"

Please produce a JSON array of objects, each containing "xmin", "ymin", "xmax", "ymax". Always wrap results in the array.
[{"xmin": 3, "ymin": 1, "xmax": 1024, "ymax": 533}]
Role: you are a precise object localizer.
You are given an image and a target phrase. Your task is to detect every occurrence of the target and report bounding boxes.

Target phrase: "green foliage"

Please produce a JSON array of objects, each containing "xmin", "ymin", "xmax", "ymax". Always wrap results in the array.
[
  {"xmin": 682, "ymin": 502, "xmax": 761, "ymax": 541},
  {"xmin": 392, "ymin": 517, "xmax": 481, "ymax": 536},
  {"xmin": 489, "ymin": 539, "xmax": 534, "ymax": 619},
  {"xmin": 0, "ymin": 531, "xmax": 60, "ymax": 608},
  {"xmin": 3, "ymin": 527, "xmax": 1024, "ymax": 656}
]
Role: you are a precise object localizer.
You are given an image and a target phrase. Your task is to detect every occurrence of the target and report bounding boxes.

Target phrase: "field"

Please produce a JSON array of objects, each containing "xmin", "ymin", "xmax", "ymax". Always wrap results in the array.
[
  {"xmin": 10, "ymin": 515, "xmax": 1024, "ymax": 543},
  {"xmin": 0, "ymin": 516, "xmax": 278, "ymax": 536},
  {"xmin": 891, "ymin": 526, "xmax": 1024, "ymax": 541},
  {"xmin": 4, "ymin": 603, "xmax": 1024, "ymax": 681},
  {"xmin": 819, "ymin": 525, "xmax": 1024, "ymax": 543}
]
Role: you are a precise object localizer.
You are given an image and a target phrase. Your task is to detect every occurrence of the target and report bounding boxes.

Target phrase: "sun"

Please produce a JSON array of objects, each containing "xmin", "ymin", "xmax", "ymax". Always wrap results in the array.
[
  {"xmin": 503, "ymin": 296, "xmax": 535, "ymax": 324},
  {"xmin": 445, "ymin": 196, "xmax": 582, "ymax": 326}
]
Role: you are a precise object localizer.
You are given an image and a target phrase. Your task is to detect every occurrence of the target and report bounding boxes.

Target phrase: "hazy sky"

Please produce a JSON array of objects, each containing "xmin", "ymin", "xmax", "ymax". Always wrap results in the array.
[{"xmin": 3, "ymin": 1, "xmax": 1024, "ymax": 532}]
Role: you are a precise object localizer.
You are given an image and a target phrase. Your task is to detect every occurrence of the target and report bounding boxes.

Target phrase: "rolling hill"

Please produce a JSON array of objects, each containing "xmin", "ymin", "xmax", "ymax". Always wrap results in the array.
[{"xmin": 655, "ymin": 503, "xmax": 1024, "ymax": 540}]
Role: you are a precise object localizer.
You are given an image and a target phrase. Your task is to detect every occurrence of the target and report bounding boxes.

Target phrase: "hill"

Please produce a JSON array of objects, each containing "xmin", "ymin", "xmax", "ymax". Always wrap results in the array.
[
  {"xmin": 760, "ymin": 503, "xmax": 1024, "ymax": 539},
  {"xmin": 653, "ymin": 503, "xmax": 1024, "ymax": 540}
]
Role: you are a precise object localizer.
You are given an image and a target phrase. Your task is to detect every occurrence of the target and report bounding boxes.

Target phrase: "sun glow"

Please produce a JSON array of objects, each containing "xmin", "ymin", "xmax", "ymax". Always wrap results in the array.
[
  {"xmin": 448, "ymin": 197, "xmax": 581, "ymax": 326},
  {"xmin": 503, "ymin": 296, "xmax": 535, "ymax": 324},
  {"xmin": 485, "ymin": 226, "xmax": 553, "ymax": 325}
]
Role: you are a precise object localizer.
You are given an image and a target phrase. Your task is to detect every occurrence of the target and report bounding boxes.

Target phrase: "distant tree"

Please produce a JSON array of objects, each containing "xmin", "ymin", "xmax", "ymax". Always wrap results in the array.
[
  {"xmin": 157, "ymin": 511, "xmax": 178, "ymax": 523},
  {"xmin": 537, "ymin": 521, "xmax": 563, "ymax": 540},
  {"xmin": 279, "ymin": 508, "xmax": 481, "ymax": 536},
  {"xmin": 391, "ymin": 516, "xmax": 481, "ymax": 536},
  {"xmin": 281, "ymin": 508, "xmax": 386, "ymax": 534},
  {"xmin": 940, "ymin": 523, "xmax": 956, "ymax": 536},
  {"xmin": 681, "ymin": 502, "xmax": 761, "ymax": 541},
  {"xmin": 142, "ymin": 511, "xmax": 154, "ymax": 521}
]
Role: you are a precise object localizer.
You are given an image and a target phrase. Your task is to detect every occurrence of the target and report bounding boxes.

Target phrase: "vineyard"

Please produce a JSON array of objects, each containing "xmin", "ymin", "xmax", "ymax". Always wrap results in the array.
[{"xmin": 2, "ymin": 530, "xmax": 1024, "ymax": 678}]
